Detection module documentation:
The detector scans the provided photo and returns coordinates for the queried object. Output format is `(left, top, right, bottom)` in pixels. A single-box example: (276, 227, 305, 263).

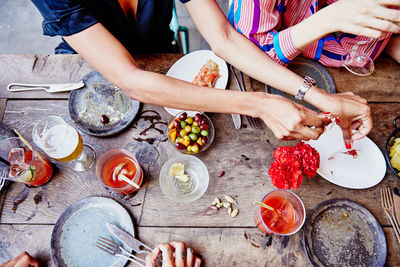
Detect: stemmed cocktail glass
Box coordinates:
(33, 115, 95, 172)
(341, 38, 377, 76)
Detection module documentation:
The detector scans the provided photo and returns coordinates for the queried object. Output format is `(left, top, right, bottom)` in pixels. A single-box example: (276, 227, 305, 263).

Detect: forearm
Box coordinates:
(386, 34, 400, 64)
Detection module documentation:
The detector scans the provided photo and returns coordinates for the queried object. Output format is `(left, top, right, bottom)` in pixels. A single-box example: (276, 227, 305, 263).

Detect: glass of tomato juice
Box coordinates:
(254, 189, 305, 235)
(96, 148, 143, 194)
(0, 137, 53, 186)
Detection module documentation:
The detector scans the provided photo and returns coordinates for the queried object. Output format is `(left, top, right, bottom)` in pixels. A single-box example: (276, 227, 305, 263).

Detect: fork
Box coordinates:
(96, 236, 146, 266)
(229, 65, 262, 129)
(381, 187, 400, 245)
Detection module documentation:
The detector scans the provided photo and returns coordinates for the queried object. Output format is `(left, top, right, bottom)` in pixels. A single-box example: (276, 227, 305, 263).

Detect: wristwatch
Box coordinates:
(295, 76, 317, 101)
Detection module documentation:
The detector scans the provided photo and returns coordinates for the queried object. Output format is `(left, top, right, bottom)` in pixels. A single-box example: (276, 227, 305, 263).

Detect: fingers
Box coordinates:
(194, 257, 202, 267)
(159, 244, 174, 267)
(351, 115, 373, 141)
(146, 247, 161, 267)
(170, 241, 186, 267)
(186, 248, 195, 267)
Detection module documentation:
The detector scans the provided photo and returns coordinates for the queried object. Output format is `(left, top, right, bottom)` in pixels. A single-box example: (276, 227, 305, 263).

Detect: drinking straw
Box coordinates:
(252, 201, 274, 211)
(0, 157, 10, 166)
(13, 129, 33, 150)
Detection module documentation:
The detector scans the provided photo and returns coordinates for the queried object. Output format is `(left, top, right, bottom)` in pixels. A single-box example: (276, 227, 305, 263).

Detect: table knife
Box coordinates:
(106, 222, 152, 255)
(7, 80, 84, 93)
(393, 188, 400, 224)
(231, 114, 241, 129)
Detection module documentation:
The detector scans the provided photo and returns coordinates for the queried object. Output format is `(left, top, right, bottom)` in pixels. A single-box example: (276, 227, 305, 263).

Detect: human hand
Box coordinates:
(145, 242, 202, 267)
(258, 94, 331, 141)
(320, 0, 400, 37)
(2, 252, 39, 267)
(322, 92, 372, 146)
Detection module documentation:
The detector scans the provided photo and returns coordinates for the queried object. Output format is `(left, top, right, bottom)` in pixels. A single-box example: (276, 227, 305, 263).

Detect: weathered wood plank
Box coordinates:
(1, 100, 399, 227)
(0, 100, 158, 224)
(0, 99, 6, 123)
(0, 54, 183, 99)
(1, 225, 398, 266)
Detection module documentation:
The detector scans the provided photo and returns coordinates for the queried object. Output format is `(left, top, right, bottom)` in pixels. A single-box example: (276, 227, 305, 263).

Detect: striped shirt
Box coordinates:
(229, 0, 391, 67)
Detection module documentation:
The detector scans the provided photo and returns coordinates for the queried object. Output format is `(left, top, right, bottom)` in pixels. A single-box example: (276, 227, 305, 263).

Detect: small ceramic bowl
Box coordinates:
(167, 112, 215, 155)
(385, 116, 400, 179)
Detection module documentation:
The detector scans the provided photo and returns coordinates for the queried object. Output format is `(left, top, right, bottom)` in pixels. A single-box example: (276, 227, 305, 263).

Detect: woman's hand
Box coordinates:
(257, 93, 331, 141)
(320, 0, 400, 38)
(2, 252, 39, 267)
(322, 92, 372, 145)
(145, 242, 202, 267)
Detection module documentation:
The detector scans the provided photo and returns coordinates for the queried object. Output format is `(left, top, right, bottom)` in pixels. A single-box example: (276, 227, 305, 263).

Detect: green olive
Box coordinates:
(200, 130, 209, 137)
(185, 117, 194, 124)
(191, 145, 199, 153)
(191, 126, 201, 134)
(189, 133, 198, 141)
(180, 121, 187, 128)
(192, 121, 199, 127)
(179, 129, 187, 137)
(185, 125, 192, 133)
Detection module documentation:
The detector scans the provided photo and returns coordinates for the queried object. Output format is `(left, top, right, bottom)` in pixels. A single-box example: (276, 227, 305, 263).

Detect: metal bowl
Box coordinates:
(385, 116, 400, 179)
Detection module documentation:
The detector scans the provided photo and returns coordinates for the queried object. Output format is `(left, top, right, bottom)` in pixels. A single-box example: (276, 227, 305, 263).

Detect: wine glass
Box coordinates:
(341, 38, 377, 76)
(32, 115, 96, 172)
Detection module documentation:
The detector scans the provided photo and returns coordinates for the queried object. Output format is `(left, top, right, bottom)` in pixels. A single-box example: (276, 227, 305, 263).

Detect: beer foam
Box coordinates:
(43, 124, 79, 159)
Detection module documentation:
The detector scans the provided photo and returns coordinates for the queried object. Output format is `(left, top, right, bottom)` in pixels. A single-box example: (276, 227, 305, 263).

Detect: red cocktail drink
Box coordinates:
(255, 190, 305, 235)
(1, 137, 53, 186)
(96, 148, 143, 194)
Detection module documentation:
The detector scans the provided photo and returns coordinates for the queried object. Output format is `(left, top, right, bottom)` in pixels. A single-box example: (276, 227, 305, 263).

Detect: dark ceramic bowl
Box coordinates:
(385, 116, 400, 179)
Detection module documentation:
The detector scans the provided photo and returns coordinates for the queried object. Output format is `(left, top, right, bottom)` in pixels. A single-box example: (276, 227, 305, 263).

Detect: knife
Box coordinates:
(231, 114, 241, 129)
(393, 188, 400, 225)
(106, 222, 153, 255)
(7, 80, 84, 93)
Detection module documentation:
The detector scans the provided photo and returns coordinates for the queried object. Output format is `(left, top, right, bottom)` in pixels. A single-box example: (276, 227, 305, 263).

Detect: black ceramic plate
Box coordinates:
(0, 125, 17, 191)
(266, 56, 336, 111)
(303, 199, 386, 267)
(51, 197, 135, 267)
(69, 71, 140, 136)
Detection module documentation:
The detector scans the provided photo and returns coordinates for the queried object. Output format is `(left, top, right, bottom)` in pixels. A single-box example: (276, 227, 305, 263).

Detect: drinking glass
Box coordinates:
(159, 154, 209, 203)
(96, 148, 143, 194)
(254, 189, 305, 235)
(32, 115, 95, 172)
(341, 38, 377, 76)
(0, 137, 53, 186)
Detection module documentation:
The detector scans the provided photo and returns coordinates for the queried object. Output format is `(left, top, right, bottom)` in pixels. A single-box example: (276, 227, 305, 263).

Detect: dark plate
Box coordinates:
(51, 197, 135, 267)
(0, 125, 17, 191)
(266, 56, 336, 111)
(385, 116, 400, 179)
(69, 71, 140, 136)
(303, 199, 386, 267)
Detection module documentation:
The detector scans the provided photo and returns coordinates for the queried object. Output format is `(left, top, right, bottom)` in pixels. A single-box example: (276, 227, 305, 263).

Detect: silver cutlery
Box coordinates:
(229, 65, 261, 129)
(7, 80, 84, 93)
(381, 187, 400, 245)
(106, 222, 152, 255)
(96, 236, 145, 266)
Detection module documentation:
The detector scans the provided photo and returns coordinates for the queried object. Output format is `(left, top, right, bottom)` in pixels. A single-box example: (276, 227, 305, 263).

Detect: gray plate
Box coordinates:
(303, 199, 387, 267)
(0, 125, 17, 191)
(69, 71, 140, 136)
(266, 56, 336, 111)
(51, 197, 135, 267)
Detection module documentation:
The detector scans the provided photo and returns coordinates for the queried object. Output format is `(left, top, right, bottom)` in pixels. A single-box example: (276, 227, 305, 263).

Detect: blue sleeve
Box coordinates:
(31, 0, 98, 36)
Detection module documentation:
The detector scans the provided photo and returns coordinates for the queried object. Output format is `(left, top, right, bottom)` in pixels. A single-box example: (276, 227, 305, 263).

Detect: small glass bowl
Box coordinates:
(167, 112, 215, 155)
(159, 154, 209, 203)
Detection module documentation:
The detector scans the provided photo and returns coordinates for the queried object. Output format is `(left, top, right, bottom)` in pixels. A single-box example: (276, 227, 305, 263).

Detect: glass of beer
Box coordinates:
(32, 115, 95, 172)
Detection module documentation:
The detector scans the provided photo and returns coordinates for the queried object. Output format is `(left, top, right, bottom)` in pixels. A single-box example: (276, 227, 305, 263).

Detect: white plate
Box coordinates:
(305, 124, 386, 189)
(164, 50, 228, 116)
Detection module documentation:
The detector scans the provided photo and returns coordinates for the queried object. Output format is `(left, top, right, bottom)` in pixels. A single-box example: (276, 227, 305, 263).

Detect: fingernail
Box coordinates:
(345, 142, 352, 149)
(335, 117, 341, 123)
(323, 112, 331, 115)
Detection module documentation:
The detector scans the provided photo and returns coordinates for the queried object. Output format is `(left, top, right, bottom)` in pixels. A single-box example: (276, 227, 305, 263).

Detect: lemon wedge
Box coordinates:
(176, 174, 190, 183)
(169, 163, 185, 176)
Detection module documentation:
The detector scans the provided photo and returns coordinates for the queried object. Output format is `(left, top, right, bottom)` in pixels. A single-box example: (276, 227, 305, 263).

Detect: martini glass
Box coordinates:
(341, 38, 377, 76)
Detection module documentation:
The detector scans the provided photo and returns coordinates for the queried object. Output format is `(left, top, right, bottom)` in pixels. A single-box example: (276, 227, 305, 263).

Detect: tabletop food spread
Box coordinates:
(0, 52, 399, 266)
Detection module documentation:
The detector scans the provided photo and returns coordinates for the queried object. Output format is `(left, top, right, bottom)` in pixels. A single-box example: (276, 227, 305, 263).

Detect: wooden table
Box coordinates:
(0, 54, 399, 266)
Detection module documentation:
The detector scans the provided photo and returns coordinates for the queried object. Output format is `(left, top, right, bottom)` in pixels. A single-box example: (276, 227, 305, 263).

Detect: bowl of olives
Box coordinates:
(167, 112, 215, 154)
